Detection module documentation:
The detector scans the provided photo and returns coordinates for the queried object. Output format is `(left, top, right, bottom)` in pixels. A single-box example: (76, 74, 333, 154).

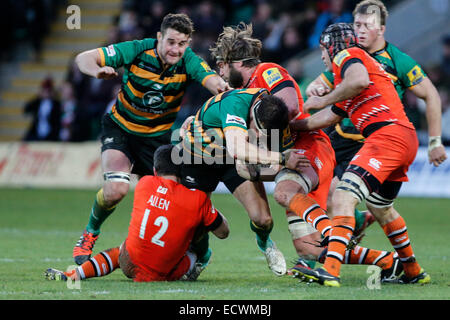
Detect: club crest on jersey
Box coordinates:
(262, 68, 283, 88)
(333, 50, 350, 67)
(368, 158, 382, 171)
(142, 91, 164, 109)
(226, 114, 247, 127)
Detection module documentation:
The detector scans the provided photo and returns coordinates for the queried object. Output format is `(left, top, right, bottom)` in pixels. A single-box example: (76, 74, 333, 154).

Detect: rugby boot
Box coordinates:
(287, 257, 313, 276)
(73, 229, 99, 265)
(397, 269, 431, 284)
(44, 268, 68, 281)
(292, 266, 341, 287)
(257, 237, 286, 276)
(380, 253, 404, 283)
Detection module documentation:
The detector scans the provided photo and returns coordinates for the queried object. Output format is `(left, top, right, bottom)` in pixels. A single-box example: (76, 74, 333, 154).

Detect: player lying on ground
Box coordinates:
(289, 23, 430, 287)
(305, 0, 446, 220)
(72, 13, 230, 266)
(46, 145, 229, 282)
(209, 23, 375, 273)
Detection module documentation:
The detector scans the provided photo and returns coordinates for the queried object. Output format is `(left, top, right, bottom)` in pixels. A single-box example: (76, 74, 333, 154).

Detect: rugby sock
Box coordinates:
(323, 215, 355, 277)
(191, 233, 210, 264)
(67, 247, 120, 280)
(344, 246, 394, 270)
(86, 188, 117, 235)
(288, 193, 331, 238)
(250, 220, 273, 251)
(382, 216, 421, 278)
(354, 209, 367, 231)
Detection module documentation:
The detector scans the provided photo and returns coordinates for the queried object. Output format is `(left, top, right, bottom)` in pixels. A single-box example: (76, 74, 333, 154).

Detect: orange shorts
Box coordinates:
(293, 130, 336, 209)
(120, 239, 192, 282)
(349, 124, 418, 184)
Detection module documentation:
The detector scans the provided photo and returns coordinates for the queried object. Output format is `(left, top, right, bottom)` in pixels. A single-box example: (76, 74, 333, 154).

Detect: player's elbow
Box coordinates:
(214, 224, 230, 239)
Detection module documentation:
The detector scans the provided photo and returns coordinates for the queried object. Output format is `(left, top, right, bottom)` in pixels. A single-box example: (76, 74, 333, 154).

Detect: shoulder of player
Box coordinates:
(175, 184, 210, 206)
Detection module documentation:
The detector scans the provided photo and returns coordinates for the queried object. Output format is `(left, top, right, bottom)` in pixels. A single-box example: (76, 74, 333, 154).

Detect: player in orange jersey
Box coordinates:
(209, 23, 389, 275)
(45, 145, 229, 282)
(290, 23, 430, 287)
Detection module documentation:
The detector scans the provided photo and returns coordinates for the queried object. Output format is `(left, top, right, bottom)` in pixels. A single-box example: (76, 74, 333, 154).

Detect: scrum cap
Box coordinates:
(320, 23, 358, 60)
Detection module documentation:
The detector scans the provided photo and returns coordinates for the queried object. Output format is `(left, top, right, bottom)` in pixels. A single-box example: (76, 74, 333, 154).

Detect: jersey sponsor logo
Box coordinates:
(407, 65, 424, 86)
(103, 137, 114, 144)
(368, 158, 382, 171)
(315, 157, 323, 170)
(262, 68, 283, 88)
(142, 90, 164, 109)
(226, 114, 247, 127)
(106, 45, 116, 57)
(334, 50, 350, 67)
(157, 186, 168, 194)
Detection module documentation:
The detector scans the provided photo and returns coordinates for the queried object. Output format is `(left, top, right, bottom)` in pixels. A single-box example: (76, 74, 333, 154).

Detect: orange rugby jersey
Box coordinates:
(126, 176, 221, 275)
(247, 62, 306, 120)
(331, 47, 414, 137)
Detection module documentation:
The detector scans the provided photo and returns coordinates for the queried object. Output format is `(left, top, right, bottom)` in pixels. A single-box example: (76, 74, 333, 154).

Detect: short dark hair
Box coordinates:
(160, 13, 194, 37)
(256, 95, 289, 131)
(153, 144, 180, 177)
(353, 0, 389, 26)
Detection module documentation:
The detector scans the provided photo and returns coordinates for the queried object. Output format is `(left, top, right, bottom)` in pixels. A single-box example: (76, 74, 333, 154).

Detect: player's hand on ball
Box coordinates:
(96, 66, 118, 80)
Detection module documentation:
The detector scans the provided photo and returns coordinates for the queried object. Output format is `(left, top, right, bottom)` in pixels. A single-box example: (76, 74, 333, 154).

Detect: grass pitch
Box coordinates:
(0, 187, 449, 300)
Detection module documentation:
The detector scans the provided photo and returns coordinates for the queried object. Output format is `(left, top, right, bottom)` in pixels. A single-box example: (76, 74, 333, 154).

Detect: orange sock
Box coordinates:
(288, 193, 331, 238)
(323, 215, 355, 277)
(382, 216, 421, 277)
(67, 247, 120, 280)
(344, 246, 393, 270)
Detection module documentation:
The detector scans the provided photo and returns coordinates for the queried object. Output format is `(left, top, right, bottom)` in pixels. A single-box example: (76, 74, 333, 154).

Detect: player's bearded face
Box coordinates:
(354, 13, 382, 49)
(228, 63, 244, 88)
(157, 28, 190, 66)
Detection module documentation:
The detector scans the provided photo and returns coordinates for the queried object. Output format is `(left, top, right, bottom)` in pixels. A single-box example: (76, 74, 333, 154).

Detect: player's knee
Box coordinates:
(273, 180, 305, 208)
(103, 182, 129, 205)
(253, 215, 273, 230)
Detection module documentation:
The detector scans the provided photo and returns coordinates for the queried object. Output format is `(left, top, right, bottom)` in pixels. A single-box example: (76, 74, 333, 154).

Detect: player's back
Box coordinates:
(126, 175, 212, 275)
(333, 47, 414, 136)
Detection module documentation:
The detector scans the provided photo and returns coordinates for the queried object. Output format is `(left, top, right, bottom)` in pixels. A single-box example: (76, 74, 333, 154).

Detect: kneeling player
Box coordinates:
(45, 145, 229, 282)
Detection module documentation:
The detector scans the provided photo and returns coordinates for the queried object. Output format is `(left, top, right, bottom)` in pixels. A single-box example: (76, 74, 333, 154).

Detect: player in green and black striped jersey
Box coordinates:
(72, 13, 230, 266)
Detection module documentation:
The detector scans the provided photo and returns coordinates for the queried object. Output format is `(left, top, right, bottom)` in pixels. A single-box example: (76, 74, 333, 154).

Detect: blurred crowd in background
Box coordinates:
(1, 0, 449, 145)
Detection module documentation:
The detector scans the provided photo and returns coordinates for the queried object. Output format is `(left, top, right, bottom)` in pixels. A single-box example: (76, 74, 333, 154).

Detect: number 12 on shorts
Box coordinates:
(139, 208, 169, 247)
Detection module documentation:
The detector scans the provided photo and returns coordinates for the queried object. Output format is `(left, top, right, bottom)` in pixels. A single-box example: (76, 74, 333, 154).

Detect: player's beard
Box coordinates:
(229, 65, 244, 88)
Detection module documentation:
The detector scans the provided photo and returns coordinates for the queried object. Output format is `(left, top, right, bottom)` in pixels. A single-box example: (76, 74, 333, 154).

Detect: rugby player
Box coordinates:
(46, 145, 229, 282)
(290, 23, 430, 287)
(180, 87, 314, 276)
(209, 23, 374, 272)
(305, 0, 447, 214)
(72, 13, 230, 265)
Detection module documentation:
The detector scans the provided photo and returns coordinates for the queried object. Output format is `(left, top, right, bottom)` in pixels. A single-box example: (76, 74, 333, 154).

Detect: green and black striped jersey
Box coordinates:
(98, 38, 217, 137)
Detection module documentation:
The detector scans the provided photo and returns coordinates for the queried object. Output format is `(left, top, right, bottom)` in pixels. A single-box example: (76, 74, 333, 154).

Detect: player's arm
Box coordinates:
(273, 86, 302, 121)
(75, 49, 118, 80)
(305, 74, 332, 99)
(210, 211, 229, 239)
(203, 75, 232, 95)
(303, 62, 369, 113)
(224, 128, 311, 170)
(409, 77, 447, 166)
(290, 105, 342, 132)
